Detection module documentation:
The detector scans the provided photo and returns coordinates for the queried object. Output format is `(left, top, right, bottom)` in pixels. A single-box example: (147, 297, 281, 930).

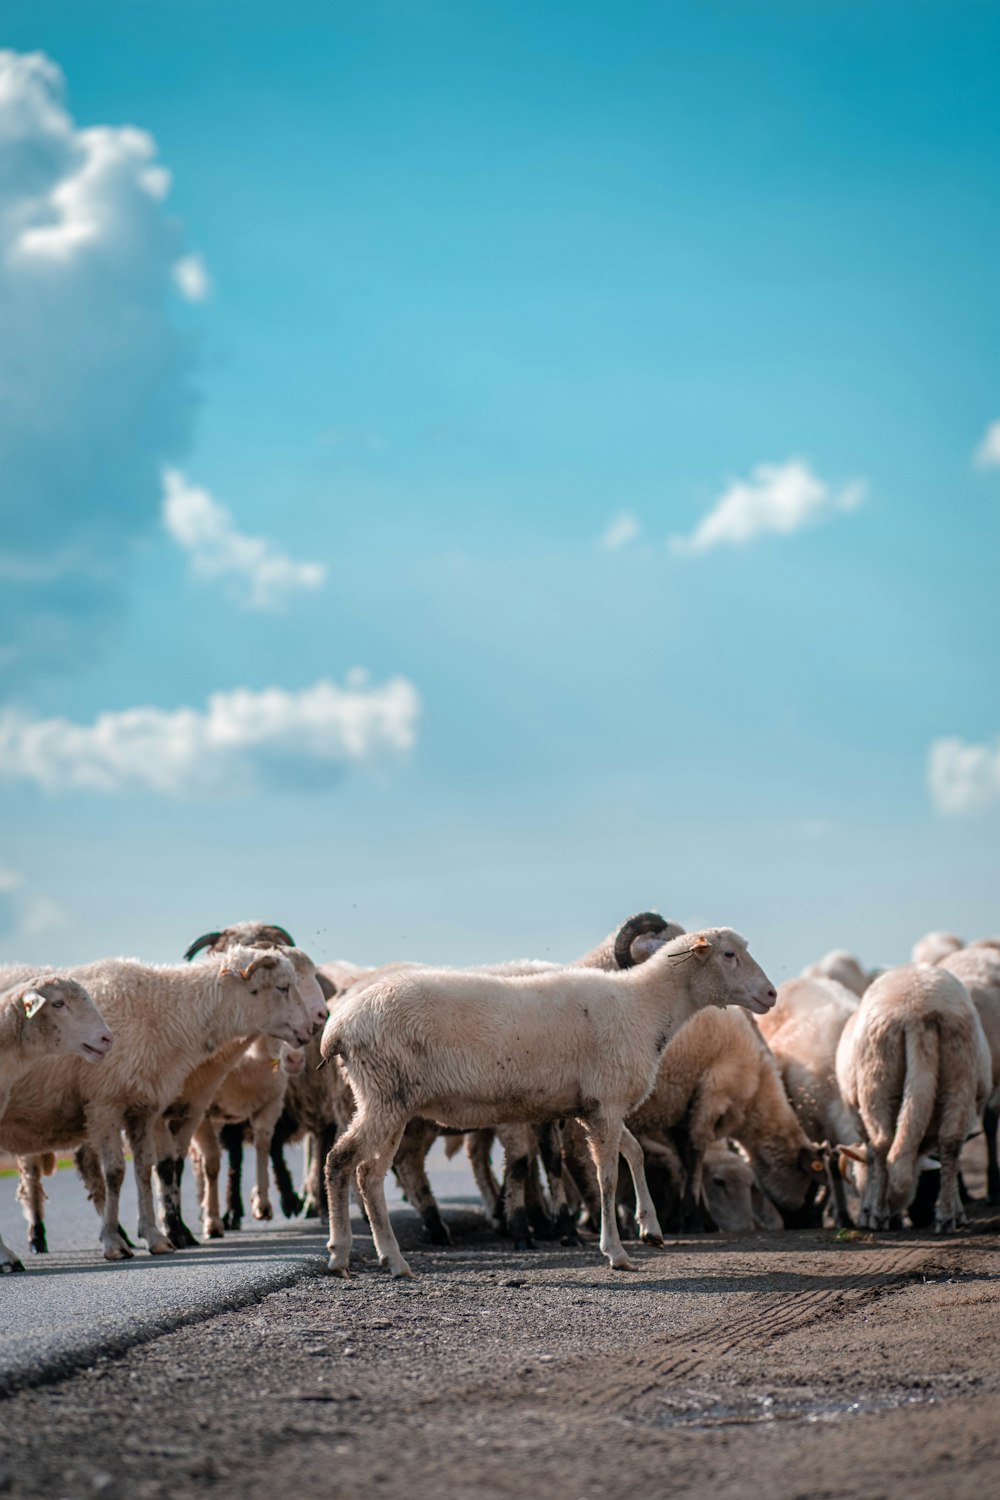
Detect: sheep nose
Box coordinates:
(99, 1033, 113, 1051)
(767, 987, 777, 1000)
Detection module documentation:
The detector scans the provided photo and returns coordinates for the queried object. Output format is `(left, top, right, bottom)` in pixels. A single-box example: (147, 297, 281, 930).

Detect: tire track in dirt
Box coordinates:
(573, 1245, 933, 1416)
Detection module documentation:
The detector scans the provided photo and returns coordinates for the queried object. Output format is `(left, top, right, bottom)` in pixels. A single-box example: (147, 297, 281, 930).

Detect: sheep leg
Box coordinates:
(356, 1123, 413, 1278)
(861, 1145, 890, 1230)
(618, 1126, 665, 1246)
(984, 1106, 1000, 1204)
(0, 1233, 25, 1273)
(269, 1109, 303, 1218)
(192, 1120, 225, 1238)
(221, 1123, 245, 1230)
(16, 1157, 48, 1254)
(934, 1139, 963, 1234)
(537, 1122, 581, 1245)
(93, 1127, 134, 1261)
(580, 1111, 637, 1271)
(392, 1119, 451, 1245)
(251, 1098, 285, 1221)
(500, 1129, 535, 1251)
(326, 1112, 410, 1278)
(125, 1112, 175, 1254)
(466, 1130, 501, 1220)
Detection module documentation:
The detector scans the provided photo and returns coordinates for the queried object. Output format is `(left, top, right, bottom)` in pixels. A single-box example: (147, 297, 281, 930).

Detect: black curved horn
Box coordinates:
(613, 912, 669, 970)
(266, 925, 296, 948)
(183, 931, 224, 962)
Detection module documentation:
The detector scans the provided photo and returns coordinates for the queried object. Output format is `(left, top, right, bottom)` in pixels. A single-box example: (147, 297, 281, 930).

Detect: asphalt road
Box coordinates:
(0, 1140, 481, 1393)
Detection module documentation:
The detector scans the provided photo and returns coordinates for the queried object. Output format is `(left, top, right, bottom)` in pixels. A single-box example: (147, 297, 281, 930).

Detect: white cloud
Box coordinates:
(172, 252, 211, 301)
(0, 49, 199, 677)
(162, 470, 326, 611)
(973, 420, 1000, 470)
(670, 460, 866, 556)
(0, 676, 420, 797)
(928, 736, 1000, 816)
(0, 868, 66, 940)
(600, 512, 640, 551)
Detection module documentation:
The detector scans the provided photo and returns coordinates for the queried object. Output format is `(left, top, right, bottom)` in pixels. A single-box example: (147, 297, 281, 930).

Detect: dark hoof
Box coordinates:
(302, 1202, 320, 1220)
(559, 1232, 584, 1247)
(205, 1224, 225, 1240)
(512, 1238, 537, 1252)
(421, 1210, 453, 1247)
(280, 1192, 304, 1219)
(28, 1226, 48, 1255)
(222, 1212, 243, 1232)
(1, 1258, 26, 1273)
(640, 1231, 665, 1247)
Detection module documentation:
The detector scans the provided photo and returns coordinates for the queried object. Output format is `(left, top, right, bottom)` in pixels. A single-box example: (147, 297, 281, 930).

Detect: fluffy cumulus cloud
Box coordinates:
(928, 736, 1000, 816)
(670, 460, 866, 555)
(0, 675, 420, 797)
(600, 512, 641, 551)
(163, 471, 326, 611)
(0, 50, 202, 675)
(973, 421, 1000, 470)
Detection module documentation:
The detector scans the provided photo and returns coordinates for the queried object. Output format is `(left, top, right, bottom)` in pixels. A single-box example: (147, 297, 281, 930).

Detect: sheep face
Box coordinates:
(688, 930, 777, 1015)
(16, 977, 113, 1062)
(219, 949, 314, 1047)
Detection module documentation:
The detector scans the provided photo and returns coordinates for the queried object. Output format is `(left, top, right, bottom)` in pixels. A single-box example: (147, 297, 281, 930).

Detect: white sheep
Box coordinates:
(0, 948, 310, 1260)
(0, 977, 112, 1272)
(800, 950, 870, 999)
(835, 964, 991, 1231)
(911, 931, 964, 966)
(321, 926, 776, 1278)
(938, 945, 1000, 1203)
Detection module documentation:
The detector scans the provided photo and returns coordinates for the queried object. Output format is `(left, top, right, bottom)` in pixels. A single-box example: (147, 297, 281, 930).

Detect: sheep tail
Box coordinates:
(887, 1018, 939, 1200)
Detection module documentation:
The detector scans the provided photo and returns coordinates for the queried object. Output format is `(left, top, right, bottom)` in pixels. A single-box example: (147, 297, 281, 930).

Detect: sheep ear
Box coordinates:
(316, 972, 338, 1001)
(22, 990, 48, 1019)
(691, 934, 712, 958)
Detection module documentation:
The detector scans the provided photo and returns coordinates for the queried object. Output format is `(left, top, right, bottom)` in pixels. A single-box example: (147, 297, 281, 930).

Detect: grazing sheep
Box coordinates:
(938, 946, 1000, 1202)
(321, 926, 776, 1278)
(627, 1007, 828, 1231)
(0, 978, 112, 1271)
(911, 931, 964, 966)
(757, 975, 862, 1226)
(835, 964, 991, 1231)
(800, 950, 870, 999)
(0, 949, 310, 1260)
(635, 1137, 785, 1235)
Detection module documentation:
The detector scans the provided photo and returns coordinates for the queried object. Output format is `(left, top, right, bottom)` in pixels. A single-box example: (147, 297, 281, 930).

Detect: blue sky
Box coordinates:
(0, 0, 998, 979)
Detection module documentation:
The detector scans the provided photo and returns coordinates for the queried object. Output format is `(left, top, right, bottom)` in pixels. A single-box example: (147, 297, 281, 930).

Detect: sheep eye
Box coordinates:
(723, 950, 736, 960)
(278, 985, 290, 995)
(250, 987, 259, 996)
(52, 998, 65, 1009)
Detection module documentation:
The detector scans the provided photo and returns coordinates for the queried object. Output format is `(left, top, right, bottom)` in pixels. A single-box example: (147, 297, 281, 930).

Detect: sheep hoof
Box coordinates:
(28, 1226, 48, 1255)
(103, 1244, 132, 1262)
(639, 1231, 665, 1247)
(222, 1212, 242, 1232)
(252, 1203, 274, 1222)
(559, 1232, 583, 1247)
(1, 1257, 25, 1273)
(326, 1256, 351, 1278)
(302, 1202, 320, 1220)
(390, 1263, 415, 1279)
(204, 1222, 225, 1240)
(281, 1192, 304, 1218)
(148, 1237, 175, 1255)
(609, 1254, 638, 1272)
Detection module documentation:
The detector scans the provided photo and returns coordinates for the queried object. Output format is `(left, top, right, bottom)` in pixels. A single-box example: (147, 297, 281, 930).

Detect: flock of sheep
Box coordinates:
(1, 914, 997, 1278)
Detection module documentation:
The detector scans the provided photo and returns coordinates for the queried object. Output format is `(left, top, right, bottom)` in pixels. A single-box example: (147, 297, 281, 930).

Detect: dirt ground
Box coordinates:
(1, 1193, 998, 1500)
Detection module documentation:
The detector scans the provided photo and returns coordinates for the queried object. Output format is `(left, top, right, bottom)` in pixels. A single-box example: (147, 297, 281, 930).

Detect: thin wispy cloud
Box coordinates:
(928, 736, 1000, 816)
(162, 470, 326, 611)
(600, 512, 641, 551)
(973, 420, 1000, 470)
(669, 460, 866, 556)
(0, 868, 66, 940)
(172, 252, 211, 301)
(0, 49, 199, 678)
(0, 676, 421, 797)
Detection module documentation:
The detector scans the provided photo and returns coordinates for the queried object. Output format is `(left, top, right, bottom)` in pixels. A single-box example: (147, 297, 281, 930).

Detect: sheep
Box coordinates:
(757, 975, 862, 1226)
(800, 950, 870, 999)
(0, 948, 311, 1260)
(190, 1038, 304, 1237)
(911, 931, 964, 966)
(321, 926, 776, 1278)
(151, 926, 330, 1247)
(938, 946, 1000, 1202)
(834, 964, 991, 1231)
(634, 1137, 785, 1235)
(0, 977, 112, 1271)
(624, 1007, 828, 1231)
